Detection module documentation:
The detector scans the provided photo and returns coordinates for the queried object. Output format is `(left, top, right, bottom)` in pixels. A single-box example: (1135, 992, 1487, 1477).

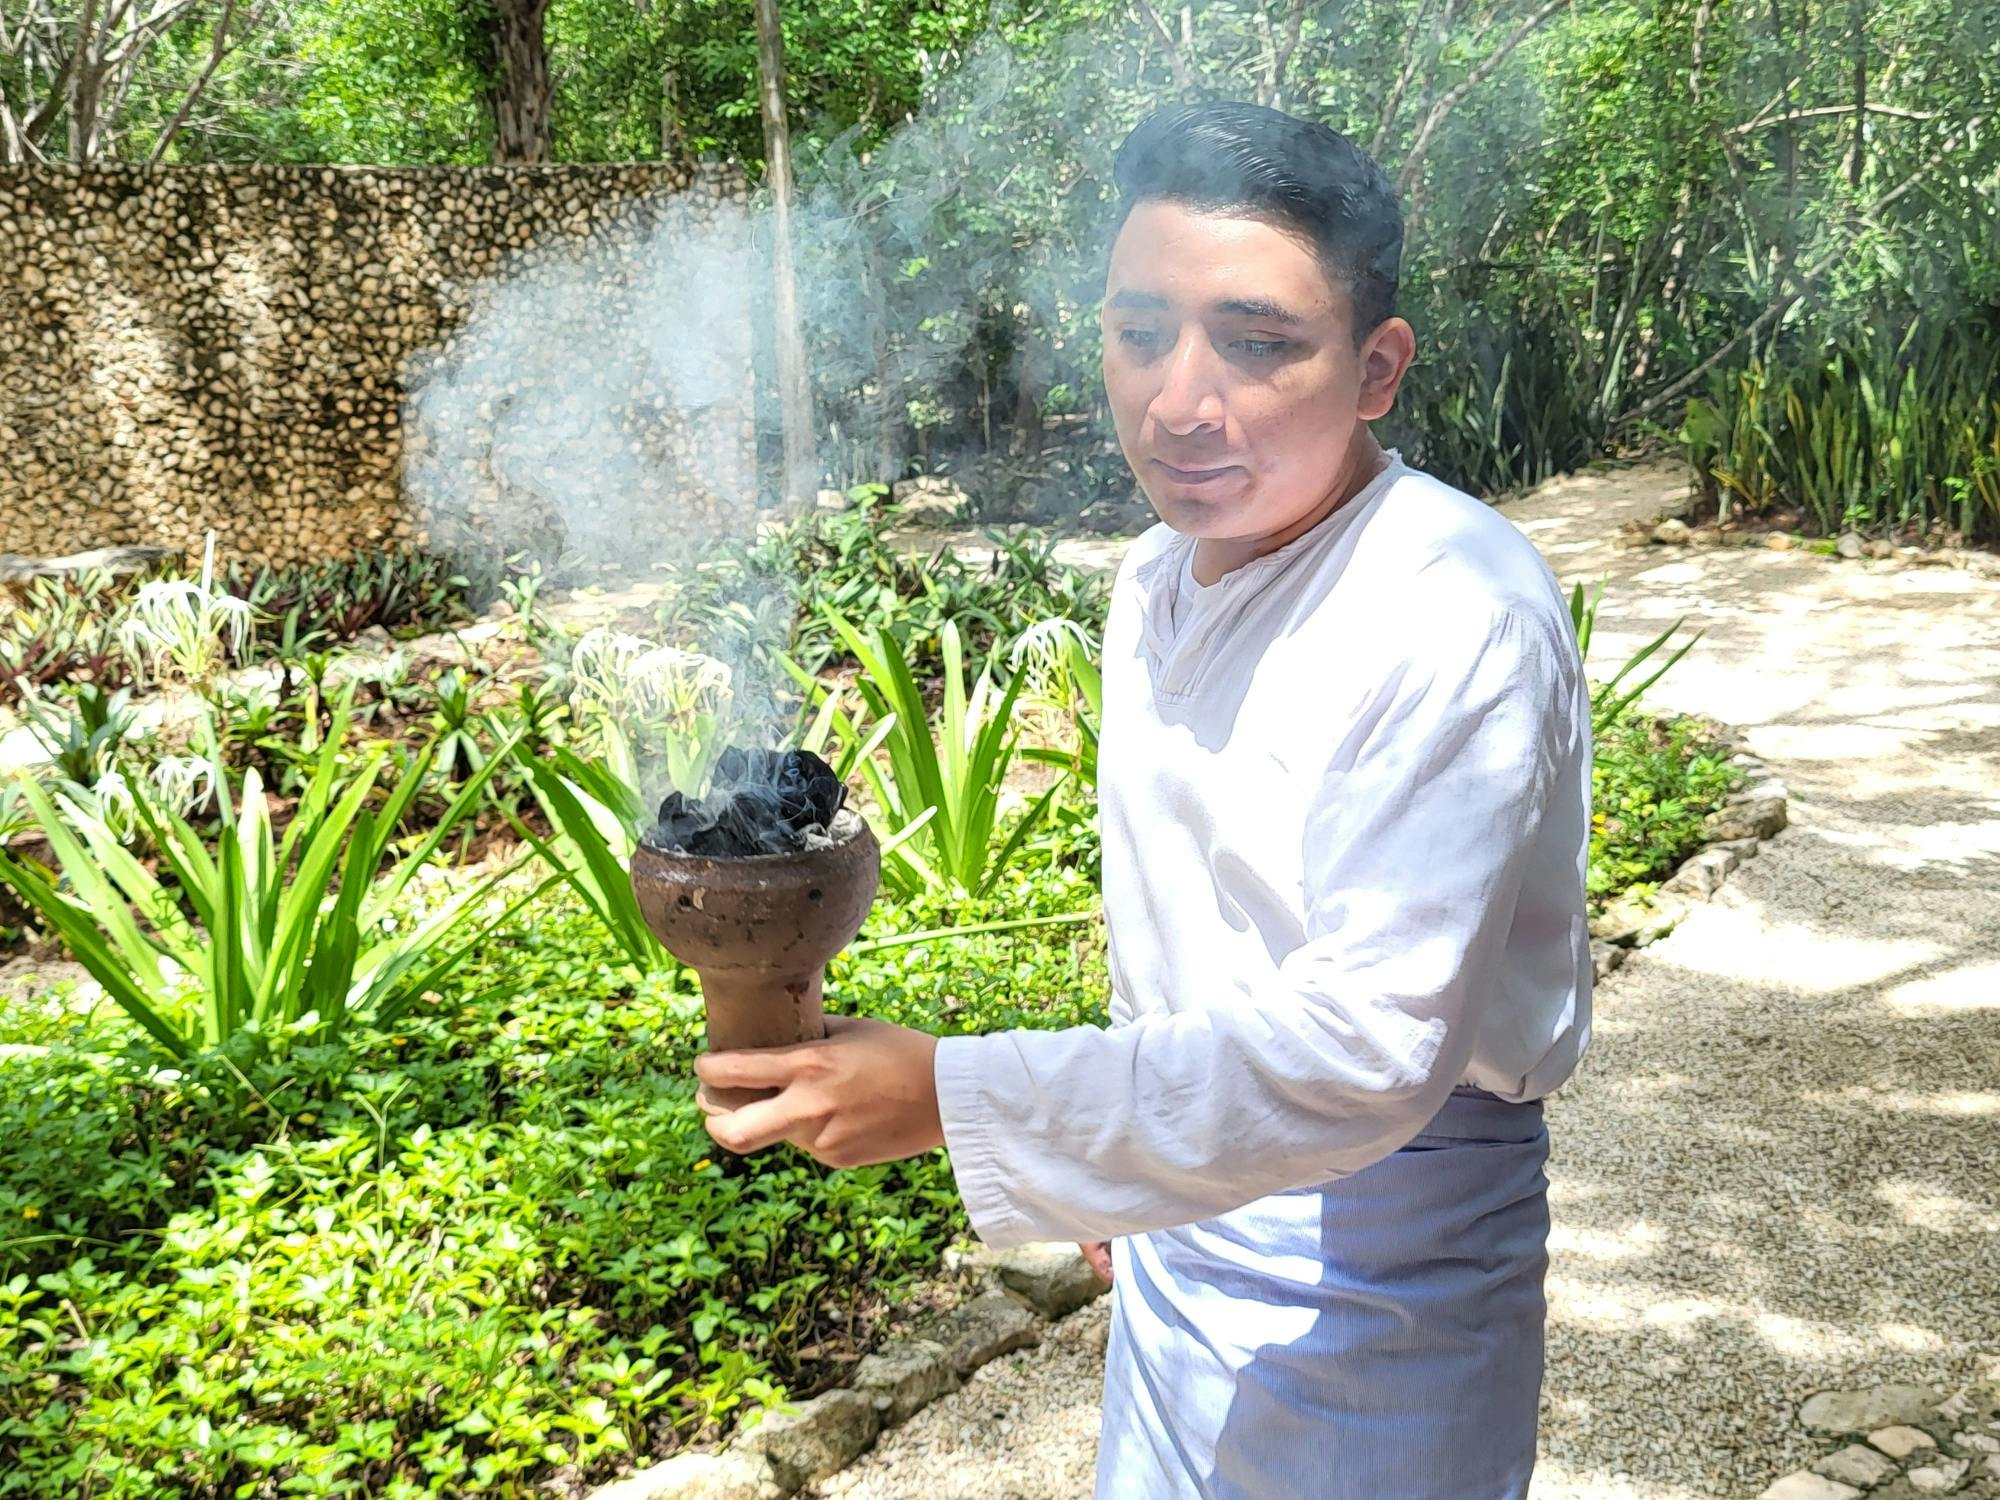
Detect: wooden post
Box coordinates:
(753, 0, 816, 513)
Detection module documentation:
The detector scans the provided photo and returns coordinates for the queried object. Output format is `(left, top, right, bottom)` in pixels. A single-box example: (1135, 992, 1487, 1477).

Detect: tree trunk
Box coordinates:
(753, 0, 816, 512)
(863, 225, 904, 485)
(1847, 0, 1866, 188)
(478, 0, 552, 165)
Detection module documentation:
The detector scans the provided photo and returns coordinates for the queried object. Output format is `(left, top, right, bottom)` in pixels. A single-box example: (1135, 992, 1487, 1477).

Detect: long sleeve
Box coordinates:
(934, 603, 1579, 1248)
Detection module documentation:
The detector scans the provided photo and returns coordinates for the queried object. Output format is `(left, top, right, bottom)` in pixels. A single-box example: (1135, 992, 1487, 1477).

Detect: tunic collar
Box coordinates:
(1135, 451, 1406, 663)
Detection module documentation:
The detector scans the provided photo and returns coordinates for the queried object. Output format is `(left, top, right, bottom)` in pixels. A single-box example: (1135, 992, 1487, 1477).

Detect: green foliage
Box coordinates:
(15, 684, 142, 791)
(0, 704, 545, 1061)
(1682, 317, 2000, 541)
(0, 870, 1106, 1496)
(801, 615, 1061, 902)
(1569, 578, 1704, 735)
(653, 492, 1111, 684)
(0, 572, 137, 709)
(226, 549, 470, 656)
(1589, 712, 1741, 907)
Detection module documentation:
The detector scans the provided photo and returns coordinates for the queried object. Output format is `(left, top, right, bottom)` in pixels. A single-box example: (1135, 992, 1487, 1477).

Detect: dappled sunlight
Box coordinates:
(1873, 1180, 2000, 1234)
(1812, 815, 2000, 872)
(1548, 1220, 1666, 1264)
(1879, 960, 2000, 1014)
(1807, 1086, 2000, 1118)
(1644, 902, 1942, 991)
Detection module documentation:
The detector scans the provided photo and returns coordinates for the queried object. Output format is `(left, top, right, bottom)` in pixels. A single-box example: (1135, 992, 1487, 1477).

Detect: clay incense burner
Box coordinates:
(630, 805, 880, 1109)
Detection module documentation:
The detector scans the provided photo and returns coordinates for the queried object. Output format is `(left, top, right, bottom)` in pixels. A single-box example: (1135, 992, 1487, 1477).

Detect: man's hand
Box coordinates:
(695, 1014, 945, 1168)
(1080, 1241, 1113, 1284)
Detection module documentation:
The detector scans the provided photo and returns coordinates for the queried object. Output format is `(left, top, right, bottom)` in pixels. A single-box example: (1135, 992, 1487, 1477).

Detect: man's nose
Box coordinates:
(1150, 331, 1226, 436)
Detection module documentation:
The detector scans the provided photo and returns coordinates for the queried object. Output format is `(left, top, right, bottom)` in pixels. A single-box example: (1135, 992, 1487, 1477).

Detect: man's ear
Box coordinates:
(1356, 316, 1417, 421)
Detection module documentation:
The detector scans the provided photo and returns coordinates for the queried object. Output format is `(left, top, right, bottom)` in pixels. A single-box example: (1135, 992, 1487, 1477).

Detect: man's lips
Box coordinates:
(1152, 458, 1245, 484)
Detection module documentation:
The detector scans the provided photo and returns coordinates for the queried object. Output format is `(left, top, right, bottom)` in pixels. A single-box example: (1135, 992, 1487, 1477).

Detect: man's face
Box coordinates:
(1100, 199, 1409, 541)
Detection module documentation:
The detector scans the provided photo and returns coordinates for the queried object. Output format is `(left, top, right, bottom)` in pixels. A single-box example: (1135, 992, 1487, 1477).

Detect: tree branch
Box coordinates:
(1369, 0, 1446, 157)
(1614, 112, 1989, 429)
(1395, 0, 1569, 207)
(1268, 0, 1311, 109)
(1727, 101, 1935, 135)
(1130, 0, 1200, 100)
(146, 0, 249, 164)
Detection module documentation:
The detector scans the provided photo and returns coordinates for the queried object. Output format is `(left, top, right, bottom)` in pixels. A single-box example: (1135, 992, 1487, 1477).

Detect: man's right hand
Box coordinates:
(1080, 1241, 1113, 1284)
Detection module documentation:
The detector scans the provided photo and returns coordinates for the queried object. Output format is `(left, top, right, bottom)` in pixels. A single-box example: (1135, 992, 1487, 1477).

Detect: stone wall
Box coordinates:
(0, 162, 756, 571)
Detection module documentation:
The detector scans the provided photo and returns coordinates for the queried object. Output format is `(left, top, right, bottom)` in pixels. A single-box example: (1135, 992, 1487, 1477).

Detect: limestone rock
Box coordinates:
(890, 474, 970, 526)
(1815, 1444, 1899, 1488)
(1768, 532, 1796, 550)
(1660, 844, 1740, 900)
(944, 1241, 1110, 1320)
(1703, 797, 1789, 843)
(928, 1289, 1042, 1377)
(1867, 538, 1896, 559)
(1757, 1472, 1864, 1500)
(0, 544, 175, 585)
(852, 1338, 959, 1426)
(1651, 517, 1691, 545)
(1804, 1387, 1944, 1435)
(734, 1389, 880, 1491)
(1837, 531, 1866, 559)
(1873, 1427, 1941, 1459)
(1589, 891, 1689, 947)
(1590, 939, 1627, 980)
(1907, 1458, 1971, 1491)
(584, 1450, 780, 1500)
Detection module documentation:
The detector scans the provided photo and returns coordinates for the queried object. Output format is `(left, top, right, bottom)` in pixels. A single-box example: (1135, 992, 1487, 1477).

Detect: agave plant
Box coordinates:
(1569, 579, 1703, 734)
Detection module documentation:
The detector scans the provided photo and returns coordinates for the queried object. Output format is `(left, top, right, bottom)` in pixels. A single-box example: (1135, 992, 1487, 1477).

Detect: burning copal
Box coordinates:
(629, 749, 880, 1111)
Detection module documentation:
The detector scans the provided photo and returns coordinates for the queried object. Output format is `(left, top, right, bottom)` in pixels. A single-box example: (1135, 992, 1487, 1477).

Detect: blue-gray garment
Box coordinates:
(1097, 1087, 1551, 1499)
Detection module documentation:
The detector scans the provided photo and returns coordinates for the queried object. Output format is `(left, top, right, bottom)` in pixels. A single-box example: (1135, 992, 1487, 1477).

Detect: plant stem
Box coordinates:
(844, 909, 1097, 955)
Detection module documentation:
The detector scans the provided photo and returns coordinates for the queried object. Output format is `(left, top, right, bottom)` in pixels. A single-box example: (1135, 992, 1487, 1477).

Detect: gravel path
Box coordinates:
(817, 461, 2000, 1499)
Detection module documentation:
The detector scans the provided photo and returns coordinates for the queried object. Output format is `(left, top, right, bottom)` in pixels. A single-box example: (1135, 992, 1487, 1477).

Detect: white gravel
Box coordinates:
(821, 462, 2000, 1499)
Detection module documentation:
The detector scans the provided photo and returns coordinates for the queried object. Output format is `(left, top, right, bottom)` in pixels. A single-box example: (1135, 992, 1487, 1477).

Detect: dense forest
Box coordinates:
(4, 0, 1997, 535)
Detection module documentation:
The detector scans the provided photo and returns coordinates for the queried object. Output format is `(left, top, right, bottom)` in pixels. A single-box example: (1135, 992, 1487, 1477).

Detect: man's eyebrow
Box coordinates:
(1212, 296, 1306, 326)
(1106, 289, 1171, 311)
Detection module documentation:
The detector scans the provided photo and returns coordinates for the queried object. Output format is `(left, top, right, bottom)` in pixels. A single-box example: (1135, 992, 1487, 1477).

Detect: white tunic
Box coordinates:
(933, 454, 1593, 1248)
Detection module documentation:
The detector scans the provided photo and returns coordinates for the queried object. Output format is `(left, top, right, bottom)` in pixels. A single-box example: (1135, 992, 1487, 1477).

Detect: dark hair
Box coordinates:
(1111, 102, 1403, 336)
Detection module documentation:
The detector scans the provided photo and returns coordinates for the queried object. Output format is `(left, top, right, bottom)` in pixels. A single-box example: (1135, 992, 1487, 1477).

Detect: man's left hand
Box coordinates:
(695, 1014, 945, 1168)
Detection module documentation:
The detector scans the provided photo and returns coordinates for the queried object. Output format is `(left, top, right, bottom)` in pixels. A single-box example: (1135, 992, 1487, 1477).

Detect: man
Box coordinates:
(696, 101, 1592, 1499)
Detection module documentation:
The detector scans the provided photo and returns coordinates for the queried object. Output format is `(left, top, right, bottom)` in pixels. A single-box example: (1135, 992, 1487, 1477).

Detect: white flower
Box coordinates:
(150, 756, 216, 818)
(1008, 617, 1095, 700)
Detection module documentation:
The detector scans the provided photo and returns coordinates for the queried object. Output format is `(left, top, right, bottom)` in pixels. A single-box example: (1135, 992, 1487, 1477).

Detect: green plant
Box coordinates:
(1011, 618, 1102, 792)
(0, 858, 1109, 1495)
(424, 667, 490, 787)
(564, 628, 735, 799)
(1590, 713, 1740, 908)
(0, 701, 549, 1061)
(800, 613, 1060, 901)
(1682, 318, 2000, 542)
(117, 533, 255, 695)
(230, 547, 470, 651)
(0, 569, 136, 707)
(17, 682, 143, 789)
(1569, 579, 1703, 735)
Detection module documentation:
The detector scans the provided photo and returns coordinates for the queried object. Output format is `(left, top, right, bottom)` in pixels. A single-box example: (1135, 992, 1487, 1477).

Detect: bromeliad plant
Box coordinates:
(0, 698, 550, 1060)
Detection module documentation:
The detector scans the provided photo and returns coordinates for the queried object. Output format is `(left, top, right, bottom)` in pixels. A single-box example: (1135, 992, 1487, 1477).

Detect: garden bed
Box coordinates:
(0, 496, 1745, 1497)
